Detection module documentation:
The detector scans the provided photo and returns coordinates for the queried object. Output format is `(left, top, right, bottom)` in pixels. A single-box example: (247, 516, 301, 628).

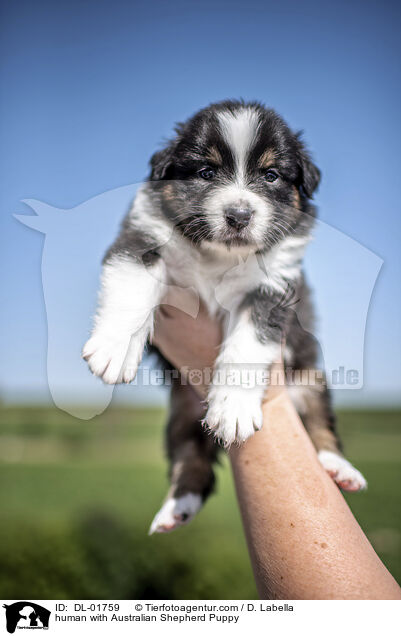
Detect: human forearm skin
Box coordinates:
(230, 388, 401, 599)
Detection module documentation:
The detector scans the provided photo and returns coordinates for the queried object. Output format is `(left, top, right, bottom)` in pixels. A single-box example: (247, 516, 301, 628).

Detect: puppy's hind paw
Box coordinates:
(148, 493, 202, 535)
(318, 450, 367, 492)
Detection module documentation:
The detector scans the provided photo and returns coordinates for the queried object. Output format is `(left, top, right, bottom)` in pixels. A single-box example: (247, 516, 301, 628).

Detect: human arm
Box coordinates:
(153, 303, 401, 599)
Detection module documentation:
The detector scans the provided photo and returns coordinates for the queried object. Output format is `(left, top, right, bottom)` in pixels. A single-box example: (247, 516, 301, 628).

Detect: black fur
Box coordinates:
(148, 99, 319, 248)
(103, 217, 161, 267)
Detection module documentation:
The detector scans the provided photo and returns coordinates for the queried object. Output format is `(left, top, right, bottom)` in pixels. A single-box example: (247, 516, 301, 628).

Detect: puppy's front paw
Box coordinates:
(205, 386, 263, 447)
(82, 331, 143, 384)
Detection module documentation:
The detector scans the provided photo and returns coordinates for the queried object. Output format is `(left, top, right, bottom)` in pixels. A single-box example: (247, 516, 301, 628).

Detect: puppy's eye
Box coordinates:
(264, 169, 279, 183)
(198, 167, 216, 180)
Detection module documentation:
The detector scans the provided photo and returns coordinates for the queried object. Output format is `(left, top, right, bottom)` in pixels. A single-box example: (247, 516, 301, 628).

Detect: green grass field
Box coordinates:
(0, 406, 400, 599)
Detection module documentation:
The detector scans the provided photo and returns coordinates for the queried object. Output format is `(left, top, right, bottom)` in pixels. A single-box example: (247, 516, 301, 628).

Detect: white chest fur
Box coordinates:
(161, 233, 308, 316)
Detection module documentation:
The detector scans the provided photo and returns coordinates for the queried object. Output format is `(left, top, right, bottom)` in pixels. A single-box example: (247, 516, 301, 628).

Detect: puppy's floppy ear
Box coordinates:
(295, 133, 321, 198)
(149, 144, 176, 180)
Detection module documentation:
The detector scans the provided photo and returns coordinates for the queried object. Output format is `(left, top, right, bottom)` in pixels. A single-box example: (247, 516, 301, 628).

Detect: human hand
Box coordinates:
(153, 301, 222, 397)
(153, 300, 285, 402)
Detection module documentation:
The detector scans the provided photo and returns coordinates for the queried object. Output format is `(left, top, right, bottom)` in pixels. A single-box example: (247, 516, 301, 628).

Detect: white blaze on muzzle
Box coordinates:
(204, 182, 273, 243)
(201, 108, 273, 243)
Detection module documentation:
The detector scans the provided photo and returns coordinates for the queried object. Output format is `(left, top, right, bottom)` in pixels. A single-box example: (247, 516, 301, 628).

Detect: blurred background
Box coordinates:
(0, 0, 400, 598)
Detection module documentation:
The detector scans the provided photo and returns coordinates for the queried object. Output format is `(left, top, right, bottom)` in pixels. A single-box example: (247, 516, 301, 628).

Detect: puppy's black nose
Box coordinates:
(224, 207, 253, 230)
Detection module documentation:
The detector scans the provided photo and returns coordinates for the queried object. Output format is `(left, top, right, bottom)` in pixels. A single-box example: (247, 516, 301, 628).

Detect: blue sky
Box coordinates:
(1, 0, 400, 409)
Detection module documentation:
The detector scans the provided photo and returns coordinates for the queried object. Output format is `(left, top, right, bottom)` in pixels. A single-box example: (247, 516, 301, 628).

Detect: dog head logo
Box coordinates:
(3, 602, 50, 633)
(15, 185, 382, 419)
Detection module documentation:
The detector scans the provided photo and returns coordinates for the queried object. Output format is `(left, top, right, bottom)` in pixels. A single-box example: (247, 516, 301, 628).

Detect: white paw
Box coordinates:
(318, 450, 367, 492)
(148, 493, 202, 534)
(82, 330, 143, 384)
(205, 386, 263, 447)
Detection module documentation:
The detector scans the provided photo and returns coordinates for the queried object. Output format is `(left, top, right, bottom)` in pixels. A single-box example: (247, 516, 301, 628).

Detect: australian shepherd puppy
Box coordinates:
(83, 100, 366, 533)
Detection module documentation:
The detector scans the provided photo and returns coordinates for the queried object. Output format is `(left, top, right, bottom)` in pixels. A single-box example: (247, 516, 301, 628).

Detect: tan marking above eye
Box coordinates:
(205, 146, 223, 166)
(292, 186, 301, 210)
(258, 148, 277, 169)
(162, 183, 175, 201)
